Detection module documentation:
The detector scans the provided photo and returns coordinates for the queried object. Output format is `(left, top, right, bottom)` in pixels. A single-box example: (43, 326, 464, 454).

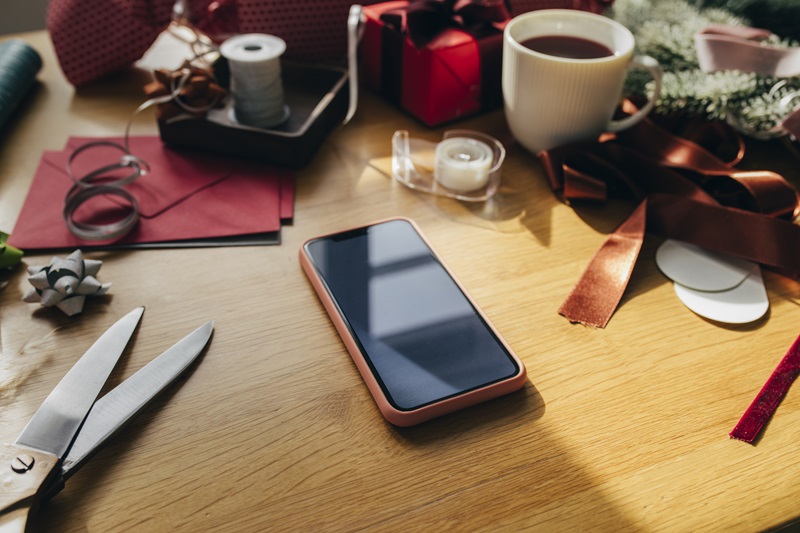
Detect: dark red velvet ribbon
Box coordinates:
(730, 334, 800, 443)
(538, 101, 800, 328)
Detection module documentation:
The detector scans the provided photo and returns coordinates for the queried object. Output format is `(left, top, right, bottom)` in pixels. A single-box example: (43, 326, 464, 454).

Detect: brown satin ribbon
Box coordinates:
(540, 102, 800, 328)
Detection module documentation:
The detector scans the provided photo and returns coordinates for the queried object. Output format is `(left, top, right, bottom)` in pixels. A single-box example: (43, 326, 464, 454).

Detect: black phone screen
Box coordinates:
(303, 219, 521, 412)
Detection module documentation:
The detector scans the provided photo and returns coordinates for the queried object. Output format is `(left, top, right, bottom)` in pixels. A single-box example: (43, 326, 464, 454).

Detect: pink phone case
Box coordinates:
(299, 217, 527, 426)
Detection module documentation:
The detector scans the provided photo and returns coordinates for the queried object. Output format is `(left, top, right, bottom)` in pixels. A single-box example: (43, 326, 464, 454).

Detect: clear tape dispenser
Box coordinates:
(392, 130, 505, 202)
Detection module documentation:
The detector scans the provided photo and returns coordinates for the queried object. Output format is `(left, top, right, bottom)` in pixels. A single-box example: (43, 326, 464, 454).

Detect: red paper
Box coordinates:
(9, 136, 294, 250)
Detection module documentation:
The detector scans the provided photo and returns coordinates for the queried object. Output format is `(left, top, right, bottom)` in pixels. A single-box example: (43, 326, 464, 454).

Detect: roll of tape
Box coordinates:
(434, 137, 493, 192)
(219, 34, 289, 128)
(0, 39, 42, 132)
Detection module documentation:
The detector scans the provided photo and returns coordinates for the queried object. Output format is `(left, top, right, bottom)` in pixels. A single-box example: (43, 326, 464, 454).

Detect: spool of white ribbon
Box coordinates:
(220, 33, 289, 129)
(434, 137, 493, 192)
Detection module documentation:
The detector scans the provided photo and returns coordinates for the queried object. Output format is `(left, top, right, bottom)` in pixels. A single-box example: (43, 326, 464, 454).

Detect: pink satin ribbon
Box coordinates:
(695, 25, 800, 78)
(695, 25, 800, 138)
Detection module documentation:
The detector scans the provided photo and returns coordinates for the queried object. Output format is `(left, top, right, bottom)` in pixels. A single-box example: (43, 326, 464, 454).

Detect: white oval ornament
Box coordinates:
(673, 264, 769, 324)
(656, 239, 753, 291)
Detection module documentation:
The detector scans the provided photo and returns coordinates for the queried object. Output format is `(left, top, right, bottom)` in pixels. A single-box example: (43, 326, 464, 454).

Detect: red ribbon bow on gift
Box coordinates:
(380, 0, 510, 48)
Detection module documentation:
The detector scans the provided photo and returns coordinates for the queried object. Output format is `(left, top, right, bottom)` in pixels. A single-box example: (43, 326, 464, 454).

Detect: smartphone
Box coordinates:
(299, 217, 527, 426)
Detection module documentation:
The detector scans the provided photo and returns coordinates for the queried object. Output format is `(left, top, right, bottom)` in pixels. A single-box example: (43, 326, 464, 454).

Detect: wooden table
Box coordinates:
(2, 31, 799, 532)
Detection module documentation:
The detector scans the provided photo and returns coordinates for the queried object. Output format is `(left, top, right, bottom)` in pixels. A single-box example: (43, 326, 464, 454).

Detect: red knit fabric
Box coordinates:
(46, 0, 375, 86)
(46, 0, 609, 86)
(47, 0, 168, 86)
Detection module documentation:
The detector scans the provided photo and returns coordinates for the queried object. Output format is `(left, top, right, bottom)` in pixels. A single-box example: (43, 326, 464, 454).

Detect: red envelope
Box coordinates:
(9, 136, 294, 251)
(66, 137, 295, 222)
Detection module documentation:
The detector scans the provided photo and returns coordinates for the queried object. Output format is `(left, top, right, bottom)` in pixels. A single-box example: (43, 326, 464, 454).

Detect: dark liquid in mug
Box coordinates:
(520, 35, 614, 59)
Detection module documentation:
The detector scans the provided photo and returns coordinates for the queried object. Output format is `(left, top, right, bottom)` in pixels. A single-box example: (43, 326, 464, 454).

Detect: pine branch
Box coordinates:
(609, 0, 799, 135)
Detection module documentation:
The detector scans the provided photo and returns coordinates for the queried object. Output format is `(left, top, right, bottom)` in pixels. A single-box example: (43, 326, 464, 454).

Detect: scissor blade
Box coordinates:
(58, 320, 213, 481)
(15, 307, 145, 458)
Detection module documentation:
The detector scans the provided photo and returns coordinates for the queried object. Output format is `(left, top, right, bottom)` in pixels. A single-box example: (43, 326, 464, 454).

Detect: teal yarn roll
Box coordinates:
(0, 39, 43, 131)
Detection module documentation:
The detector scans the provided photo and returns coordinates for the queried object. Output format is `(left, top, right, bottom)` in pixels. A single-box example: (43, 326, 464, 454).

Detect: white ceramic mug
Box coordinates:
(502, 9, 662, 153)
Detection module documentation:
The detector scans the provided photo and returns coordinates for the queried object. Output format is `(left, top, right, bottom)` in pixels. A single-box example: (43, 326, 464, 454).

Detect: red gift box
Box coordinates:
(361, 0, 508, 126)
(507, 0, 612, 15)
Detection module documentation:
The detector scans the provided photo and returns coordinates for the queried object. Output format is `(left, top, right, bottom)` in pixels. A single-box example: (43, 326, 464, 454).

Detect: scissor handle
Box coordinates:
(0, 443, 60, 532)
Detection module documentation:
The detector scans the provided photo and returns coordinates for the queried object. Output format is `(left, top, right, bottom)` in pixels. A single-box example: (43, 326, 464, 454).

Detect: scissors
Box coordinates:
(0, 307, 213, 531)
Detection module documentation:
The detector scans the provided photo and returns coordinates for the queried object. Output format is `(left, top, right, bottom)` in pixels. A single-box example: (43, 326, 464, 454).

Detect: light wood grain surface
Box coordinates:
(2, 31, 800, 532)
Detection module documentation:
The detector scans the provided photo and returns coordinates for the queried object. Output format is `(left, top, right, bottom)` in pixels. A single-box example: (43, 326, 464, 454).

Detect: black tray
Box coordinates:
(157, 61, 349, 168)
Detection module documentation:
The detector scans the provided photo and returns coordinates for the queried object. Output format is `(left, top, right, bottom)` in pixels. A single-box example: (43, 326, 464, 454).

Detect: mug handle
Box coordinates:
(607, 55, 663, 132)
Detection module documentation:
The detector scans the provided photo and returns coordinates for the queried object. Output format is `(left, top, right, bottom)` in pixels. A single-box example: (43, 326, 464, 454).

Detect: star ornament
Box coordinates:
(23, 250, 111, 316)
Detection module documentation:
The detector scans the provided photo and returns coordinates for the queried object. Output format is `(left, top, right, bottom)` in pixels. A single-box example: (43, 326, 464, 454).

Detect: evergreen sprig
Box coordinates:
(608, 0, 800, 135)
